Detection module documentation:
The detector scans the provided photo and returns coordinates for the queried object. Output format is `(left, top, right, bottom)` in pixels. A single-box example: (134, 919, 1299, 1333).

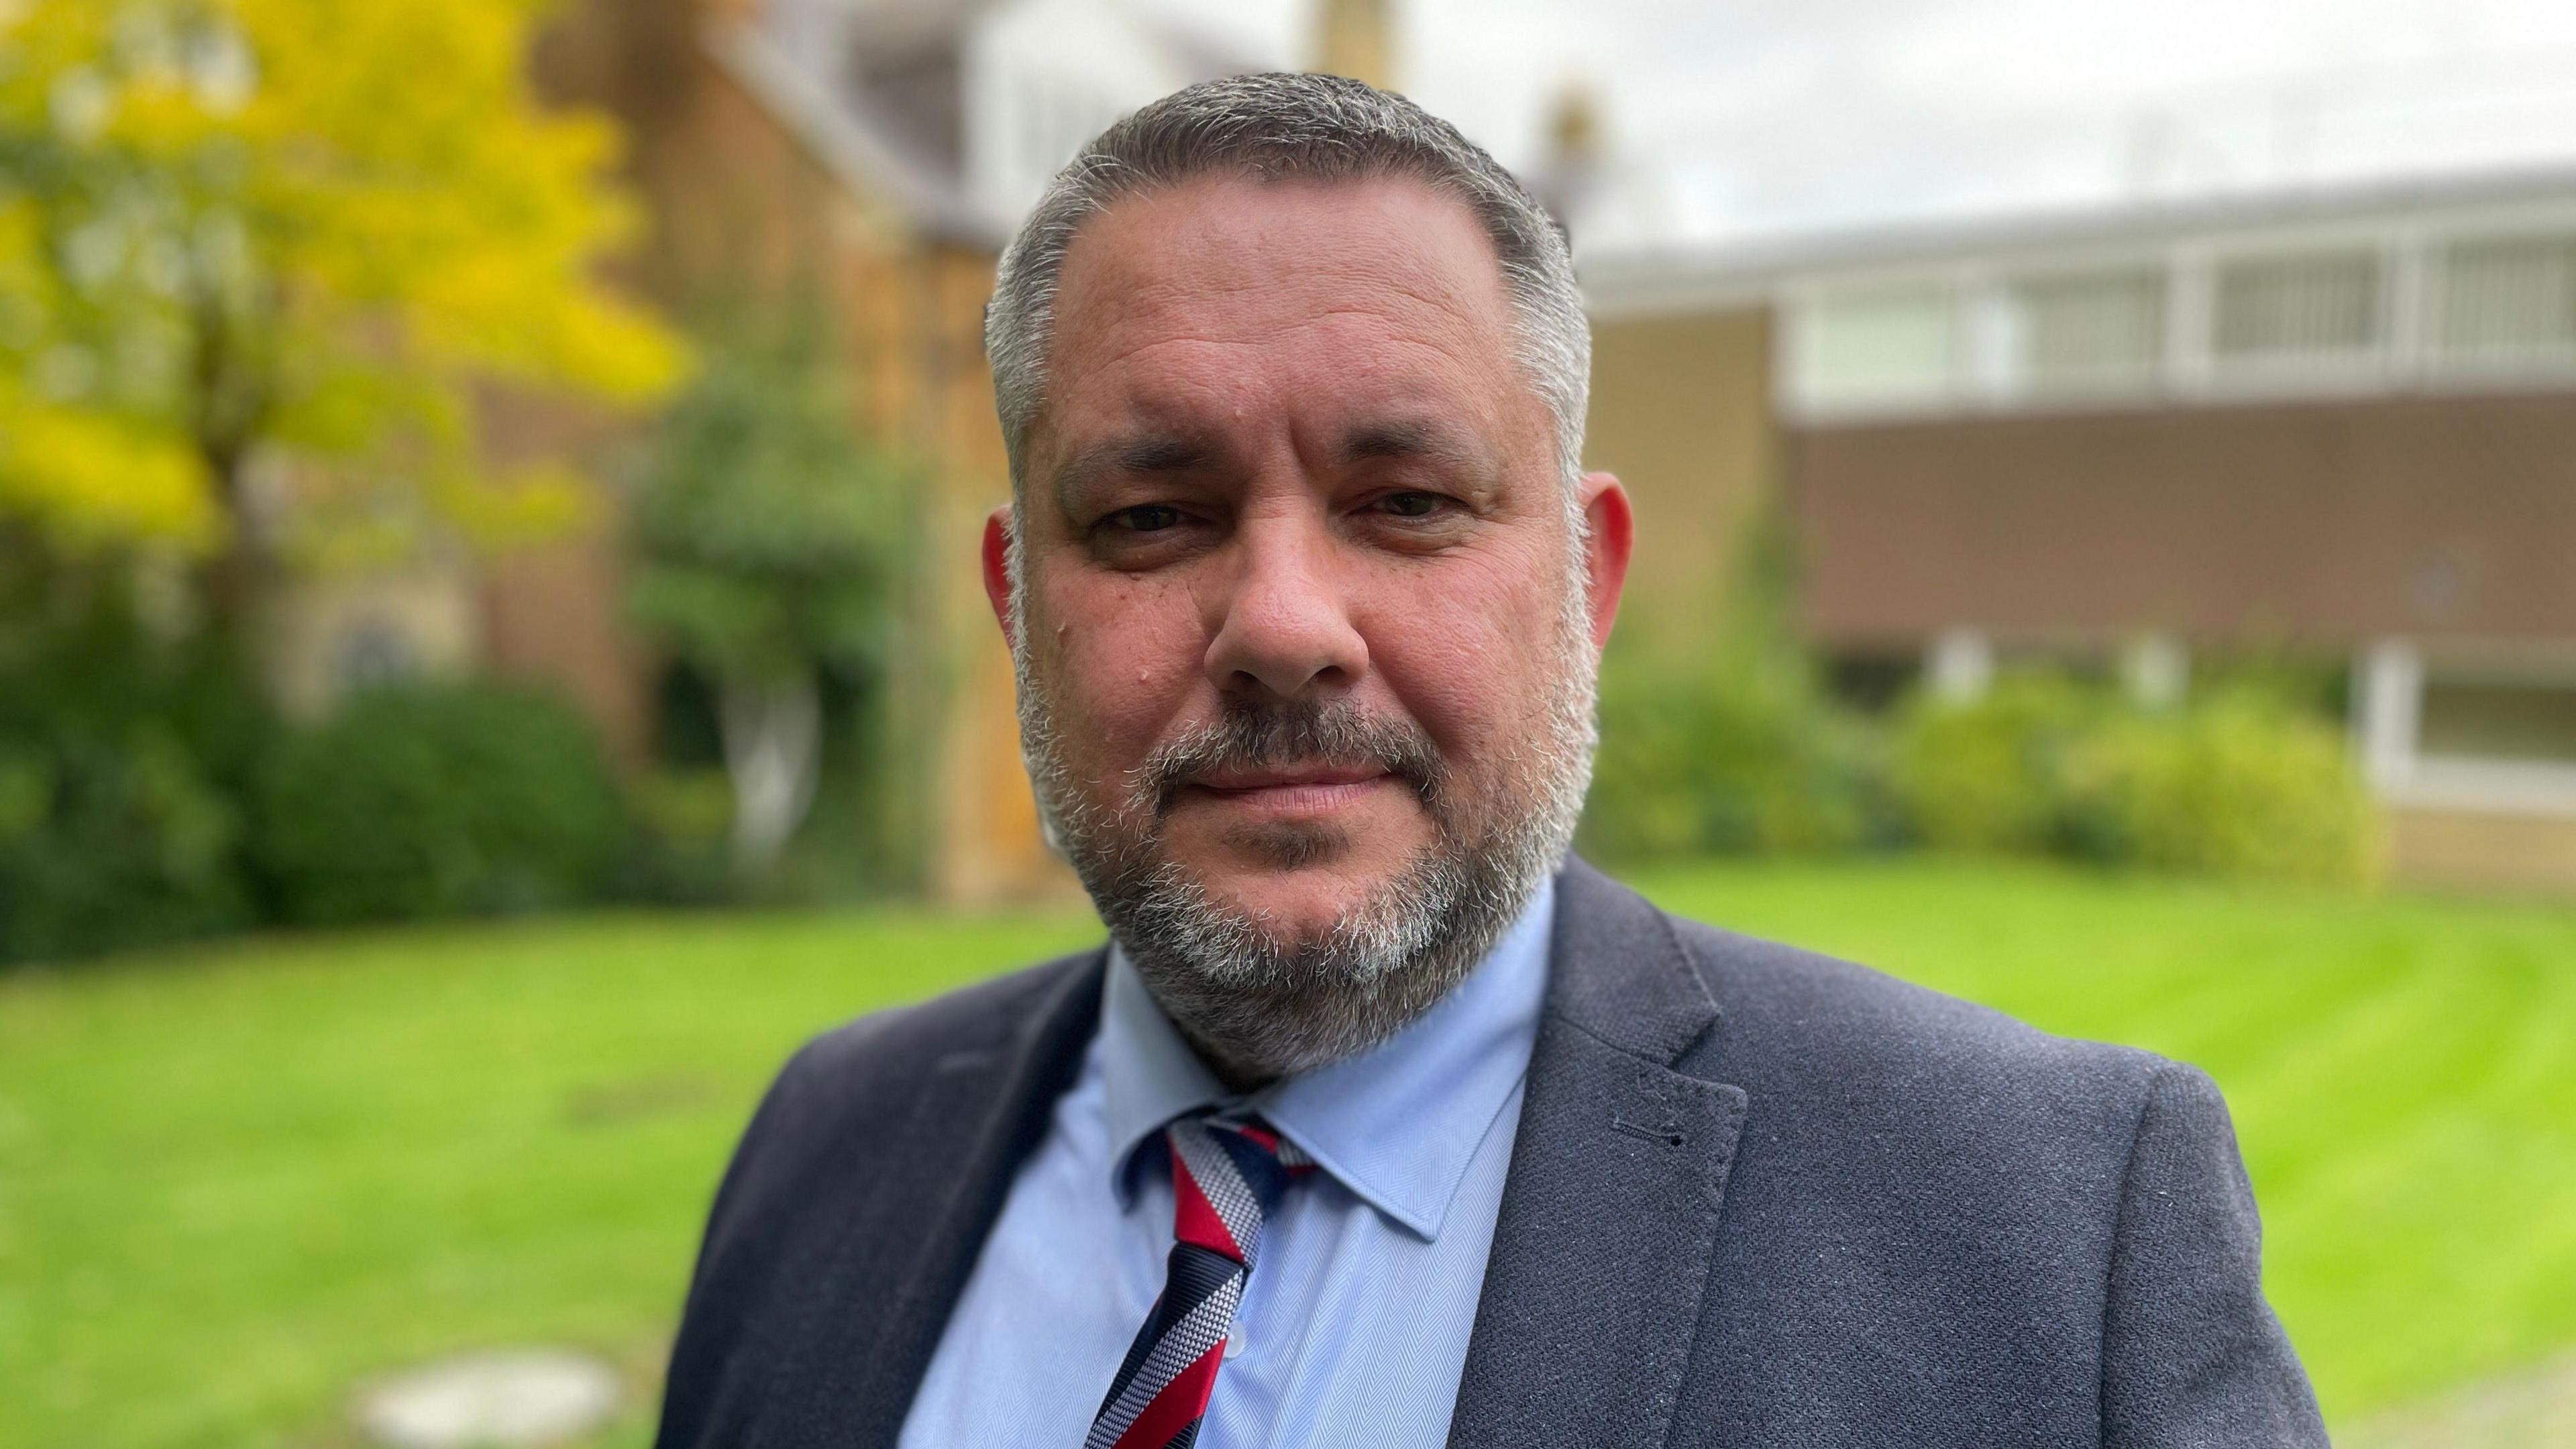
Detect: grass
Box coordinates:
(3, 858, 2572, 1447)
(0, 907, 1101, 1449)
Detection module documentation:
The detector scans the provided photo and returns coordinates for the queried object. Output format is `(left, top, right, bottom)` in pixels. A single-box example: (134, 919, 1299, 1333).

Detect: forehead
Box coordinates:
(1033, 174, 1538, 466)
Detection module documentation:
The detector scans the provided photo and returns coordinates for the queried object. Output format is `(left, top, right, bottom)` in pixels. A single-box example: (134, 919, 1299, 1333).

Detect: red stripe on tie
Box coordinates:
(1168, 1145, 1241, 1260)
(1110, 1340, 1225, 1449)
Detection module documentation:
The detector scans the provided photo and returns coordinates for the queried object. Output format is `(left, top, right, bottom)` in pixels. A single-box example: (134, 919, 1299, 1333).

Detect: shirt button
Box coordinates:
(1224, 1332, 1244, 1360)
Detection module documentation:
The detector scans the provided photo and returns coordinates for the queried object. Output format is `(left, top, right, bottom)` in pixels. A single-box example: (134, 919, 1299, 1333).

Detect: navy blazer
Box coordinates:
(657, 858, 2328, 1447)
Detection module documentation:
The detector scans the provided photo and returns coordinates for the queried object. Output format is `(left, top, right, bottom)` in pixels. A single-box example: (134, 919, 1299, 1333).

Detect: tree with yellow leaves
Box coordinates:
(0, 0, 682, 622)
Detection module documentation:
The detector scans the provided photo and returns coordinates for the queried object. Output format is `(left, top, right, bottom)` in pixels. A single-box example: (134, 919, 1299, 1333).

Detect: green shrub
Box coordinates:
(0, 548, 266, 964)
(1585, 641, 1887, 861)
(2064, 692, 2380, 885)
(0, 724, 254, 962)
(1892, 671, 2379, 885)
(250, 683, 627, 925)
(1890, 674, 2110, 854)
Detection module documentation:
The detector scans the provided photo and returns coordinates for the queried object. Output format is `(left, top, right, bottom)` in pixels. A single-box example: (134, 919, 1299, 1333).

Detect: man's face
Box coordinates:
(985, 174, 1629, 1073)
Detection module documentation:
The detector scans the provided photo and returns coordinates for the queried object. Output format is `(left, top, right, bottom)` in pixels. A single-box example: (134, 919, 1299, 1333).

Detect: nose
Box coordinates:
(1203, 508, 1368, 702)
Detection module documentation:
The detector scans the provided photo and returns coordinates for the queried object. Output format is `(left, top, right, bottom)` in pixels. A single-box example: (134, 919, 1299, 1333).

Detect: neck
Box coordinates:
(1171, 1019, 1279, 1095)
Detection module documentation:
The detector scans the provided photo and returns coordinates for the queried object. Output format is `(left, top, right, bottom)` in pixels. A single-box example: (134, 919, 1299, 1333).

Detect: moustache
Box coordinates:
(1141, 699, 1447, 816)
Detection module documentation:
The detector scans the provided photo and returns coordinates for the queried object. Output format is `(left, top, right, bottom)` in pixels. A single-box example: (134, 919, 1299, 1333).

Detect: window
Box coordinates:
(2211, 248, 2385, 366)
(2420, 678, 2576, 769)
(1796, 284, 1955, 411)
(2010, 266, 2165, 396)
(2432, 233, 2576, 372)
(2357, 643, 2576, 814)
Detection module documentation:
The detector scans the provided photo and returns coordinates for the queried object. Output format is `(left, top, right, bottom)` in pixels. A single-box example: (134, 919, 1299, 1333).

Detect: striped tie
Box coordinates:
(1084, 1114, 1313, 1449)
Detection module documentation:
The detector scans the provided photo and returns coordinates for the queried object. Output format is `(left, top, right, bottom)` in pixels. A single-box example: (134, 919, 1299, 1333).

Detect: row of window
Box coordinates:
(1786, 225, 2576, 417)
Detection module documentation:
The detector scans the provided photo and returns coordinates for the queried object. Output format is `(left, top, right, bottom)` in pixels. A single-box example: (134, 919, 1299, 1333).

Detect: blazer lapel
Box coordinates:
(1446, 859, 1749, 1449)
(755, 951, 1106, 1449)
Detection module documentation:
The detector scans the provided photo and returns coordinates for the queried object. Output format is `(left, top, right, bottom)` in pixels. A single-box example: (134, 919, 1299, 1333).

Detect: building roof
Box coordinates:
(1583, 161, 2576, 319)
(708, 0, 1273, 251)
(704, 3, 1006, 244)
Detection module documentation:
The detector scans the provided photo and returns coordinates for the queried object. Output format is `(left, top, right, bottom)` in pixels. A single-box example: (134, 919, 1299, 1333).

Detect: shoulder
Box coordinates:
(1639, 894, 2231, 1343)
(775, 949, 1105, 1085)
(749, 947, 1105, 1152)
(1583, 883, 2318, 1437)
(658, 948, 1107, 1444)
(676, 947, 1104, 1332)
(1670, 909, 2172, 1108)
(693, 949, 1102, 1255)
(1632, 895, 2204, 1210)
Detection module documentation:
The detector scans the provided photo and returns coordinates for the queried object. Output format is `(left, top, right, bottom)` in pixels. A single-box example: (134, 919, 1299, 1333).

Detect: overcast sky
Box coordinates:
(1159, 0, 2576, 252)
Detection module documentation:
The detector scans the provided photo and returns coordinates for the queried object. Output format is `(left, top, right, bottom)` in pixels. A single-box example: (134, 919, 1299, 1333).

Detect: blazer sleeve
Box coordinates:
(2098, 1060, 2330, 1448)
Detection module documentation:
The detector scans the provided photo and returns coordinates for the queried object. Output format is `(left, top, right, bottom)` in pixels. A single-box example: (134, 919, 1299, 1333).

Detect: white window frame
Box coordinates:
(2355, 639, 2576, 817)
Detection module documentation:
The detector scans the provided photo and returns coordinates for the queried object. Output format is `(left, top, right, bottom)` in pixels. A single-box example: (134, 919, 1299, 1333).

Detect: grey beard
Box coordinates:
(1083, 701, 1565, 1083)
(1010, 513, 1599, 1083)
(1107, 839, 1509, 1083)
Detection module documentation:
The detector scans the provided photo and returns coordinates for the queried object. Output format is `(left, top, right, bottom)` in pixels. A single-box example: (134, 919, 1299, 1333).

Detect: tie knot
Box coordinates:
(1165, 1114, 1312, 1265)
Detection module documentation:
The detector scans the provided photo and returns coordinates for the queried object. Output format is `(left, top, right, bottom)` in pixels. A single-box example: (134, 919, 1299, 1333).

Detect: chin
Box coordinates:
(1193, 818, 1411, 886)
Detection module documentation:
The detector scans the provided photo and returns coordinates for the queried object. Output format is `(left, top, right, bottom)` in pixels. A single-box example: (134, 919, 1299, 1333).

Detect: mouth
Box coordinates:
(1174, 763, 1403, 819)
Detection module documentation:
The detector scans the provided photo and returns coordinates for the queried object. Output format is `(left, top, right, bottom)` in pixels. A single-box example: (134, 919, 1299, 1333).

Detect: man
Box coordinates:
(657, 74, 2327, 1448)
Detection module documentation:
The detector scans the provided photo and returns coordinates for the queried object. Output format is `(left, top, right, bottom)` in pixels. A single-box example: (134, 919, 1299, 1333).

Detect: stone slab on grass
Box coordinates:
(356, 1348, 623, 1448)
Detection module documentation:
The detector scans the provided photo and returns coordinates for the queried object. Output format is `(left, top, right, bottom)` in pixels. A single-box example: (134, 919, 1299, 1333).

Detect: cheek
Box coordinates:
(1360, 545, 1566, 756)
(1035, 568, 1206, 765)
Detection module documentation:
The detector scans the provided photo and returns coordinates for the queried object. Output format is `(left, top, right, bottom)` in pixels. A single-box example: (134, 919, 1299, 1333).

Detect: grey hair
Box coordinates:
(983, 71, 1592, 496)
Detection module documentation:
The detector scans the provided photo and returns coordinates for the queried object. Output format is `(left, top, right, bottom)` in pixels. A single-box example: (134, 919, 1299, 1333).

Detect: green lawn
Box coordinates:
(2, 859, 2571, 1448)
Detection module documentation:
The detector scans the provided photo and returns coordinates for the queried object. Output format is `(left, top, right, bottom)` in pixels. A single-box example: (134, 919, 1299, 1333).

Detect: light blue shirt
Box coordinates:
(897, 880, 1555, 1448)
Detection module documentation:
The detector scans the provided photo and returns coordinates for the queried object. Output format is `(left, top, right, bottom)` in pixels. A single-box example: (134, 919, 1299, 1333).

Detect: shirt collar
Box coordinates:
(1099, 877, 1555, 1243)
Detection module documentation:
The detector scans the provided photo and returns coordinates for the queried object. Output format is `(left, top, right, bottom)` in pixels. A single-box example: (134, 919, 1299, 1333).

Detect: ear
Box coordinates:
(1576, 472, 1633, 653)
(981, 506, 1017, 651)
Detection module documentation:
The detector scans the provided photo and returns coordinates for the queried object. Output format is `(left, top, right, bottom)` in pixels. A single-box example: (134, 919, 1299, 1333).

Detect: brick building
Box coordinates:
(1585, 168, 2576, 892)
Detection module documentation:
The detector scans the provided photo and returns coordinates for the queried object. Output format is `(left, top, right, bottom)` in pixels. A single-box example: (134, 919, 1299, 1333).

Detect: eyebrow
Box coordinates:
(1051, 433, 1211, 513)
(1340, 417, 1492, 481)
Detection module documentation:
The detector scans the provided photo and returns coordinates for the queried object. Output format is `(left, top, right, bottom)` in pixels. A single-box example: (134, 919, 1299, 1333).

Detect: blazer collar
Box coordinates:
(1446, 857, 1751, 1449)
(1541, 856, 1725, 1062)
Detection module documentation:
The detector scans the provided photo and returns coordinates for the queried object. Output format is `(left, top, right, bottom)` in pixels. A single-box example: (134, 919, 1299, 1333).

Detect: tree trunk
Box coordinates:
(189, 278, 273, 653)
(719, 672, 822, 871)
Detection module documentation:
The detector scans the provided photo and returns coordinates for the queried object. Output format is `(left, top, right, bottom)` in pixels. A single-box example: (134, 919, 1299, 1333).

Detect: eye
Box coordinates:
(1377, 491, 1446, 519)
(1108, 504, 1184, 533)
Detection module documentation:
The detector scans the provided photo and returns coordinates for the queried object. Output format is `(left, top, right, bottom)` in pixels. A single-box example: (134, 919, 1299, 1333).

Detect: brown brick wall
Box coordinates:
(1791, 392, 2576, 651)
